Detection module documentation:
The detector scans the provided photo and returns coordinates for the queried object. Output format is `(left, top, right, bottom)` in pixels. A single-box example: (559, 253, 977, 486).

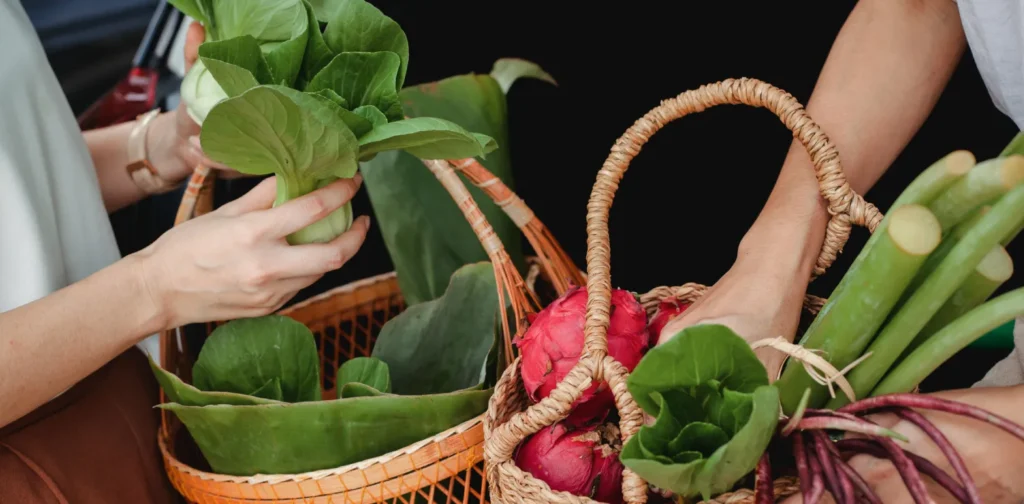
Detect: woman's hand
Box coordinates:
(779, 386, 1024, 504)
(133, 175, 370, 328)
(145, 21, 247, 184)
(657, 257, 811, 380)
(656, 202, 822, 380)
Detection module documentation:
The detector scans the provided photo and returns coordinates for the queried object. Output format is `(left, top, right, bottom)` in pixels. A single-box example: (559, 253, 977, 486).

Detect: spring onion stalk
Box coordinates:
(898, 205, 992, 307)
(1002, 216, 1024, 246)
(829, 184, 1024, 408)
(871, 287, 1024, 396)
(903, 246, 1013, 354)
(1001, 132, 1024, 157)
(927, 155, 1024, 232)
(776, 205, 942, 414)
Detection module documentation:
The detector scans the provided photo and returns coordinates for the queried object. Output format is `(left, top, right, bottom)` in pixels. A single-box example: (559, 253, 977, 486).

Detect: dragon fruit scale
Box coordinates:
(514, 422, 625, 504)
(517, 286, 648, 426)
(646, 300, 691, 346)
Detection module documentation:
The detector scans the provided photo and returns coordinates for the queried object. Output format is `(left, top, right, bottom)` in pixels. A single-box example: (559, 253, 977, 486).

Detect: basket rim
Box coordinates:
(160, 413, 485, 485)
(280, 270, 399, 314)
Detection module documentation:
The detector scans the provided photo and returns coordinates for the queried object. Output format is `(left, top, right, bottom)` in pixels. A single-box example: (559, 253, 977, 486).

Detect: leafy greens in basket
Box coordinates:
(150, 263, 503, 475)
(170, 0, 497, 245)
(620, 324, 780, 501)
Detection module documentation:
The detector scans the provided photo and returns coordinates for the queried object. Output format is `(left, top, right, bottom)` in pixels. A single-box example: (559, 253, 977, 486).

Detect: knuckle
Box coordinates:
(303, 195, 331, 220)
(326, 249, 349, 270)
(252, 289, 276, 307)
(245, 263, 274, 287)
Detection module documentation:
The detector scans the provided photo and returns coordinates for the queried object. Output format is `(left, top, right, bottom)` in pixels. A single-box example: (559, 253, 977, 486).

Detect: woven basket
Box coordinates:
(483, 77, 884, 504)
(156, 152, 578, 503)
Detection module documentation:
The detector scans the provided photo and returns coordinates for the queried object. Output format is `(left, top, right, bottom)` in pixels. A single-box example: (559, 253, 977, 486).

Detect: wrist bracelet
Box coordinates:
(126, 109, 178, 195)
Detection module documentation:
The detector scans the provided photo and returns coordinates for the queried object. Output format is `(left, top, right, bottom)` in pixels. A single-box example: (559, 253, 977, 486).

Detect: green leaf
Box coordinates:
(198, 35, 274, 91)
(168, 0, 211, 26)
(361, 70, 529, 305)
(307, 0, 339, 22)
(339, 381, 386, 398)
(249, 378, 285, 401)
(371, 263, 500, 395)
(160, 386, 492, 475)
(337, 357, 391, 393)
(358, 117, 498, 159)
(201, 85, 358, 181)
(322, 0, 409, 89)
(627, 323, 770, 416)
(299, 0, 336, 86)
(208, 0, 310, 86)
(148, 355, 282, 406)
(305, 51, 403, 121)
(311, 88, 348, 108)
(694, 386, 779, 499)
(705, 388, 755, 438)
(489, 58, 558, 94)
(618, 325, 781, 500)
(354, 105, 388, 128)
(669, 422, 729, 458)
(192, 315, 321, 403)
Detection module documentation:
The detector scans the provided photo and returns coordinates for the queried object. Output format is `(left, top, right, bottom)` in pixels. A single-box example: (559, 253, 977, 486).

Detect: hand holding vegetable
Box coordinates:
(134, 175, 370, 329)
(780, 385, 1024, 504)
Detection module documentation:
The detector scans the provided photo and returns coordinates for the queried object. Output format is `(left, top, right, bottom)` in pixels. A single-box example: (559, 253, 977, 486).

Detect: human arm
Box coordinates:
(0, 176, 371, 428)
(780, 385, 1024, 503)
(658, 0, 968, 376)
(84, 21, 238, 213)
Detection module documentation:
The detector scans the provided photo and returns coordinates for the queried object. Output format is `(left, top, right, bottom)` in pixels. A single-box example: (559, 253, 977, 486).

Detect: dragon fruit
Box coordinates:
(514, 422, 625, 504)
(517, 286, 648, 426)
(646, 300, 691, 346)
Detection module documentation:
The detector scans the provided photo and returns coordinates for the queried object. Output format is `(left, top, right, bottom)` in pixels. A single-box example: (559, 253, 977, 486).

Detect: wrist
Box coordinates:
(122, 250, 172, 336)
(144, 111, 192, 184)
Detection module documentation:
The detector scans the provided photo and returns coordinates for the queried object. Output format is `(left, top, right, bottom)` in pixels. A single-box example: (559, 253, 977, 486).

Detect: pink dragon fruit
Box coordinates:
(514, 422, 625, 504)
(646, 300, 691, 346)
(517, 286, 648, 426)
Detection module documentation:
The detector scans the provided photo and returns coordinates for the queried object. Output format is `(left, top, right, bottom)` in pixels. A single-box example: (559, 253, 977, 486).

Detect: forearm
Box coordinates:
(0, 255, 165, 428)
(84, 111, 184, 212)
(741, 0, 966, 275)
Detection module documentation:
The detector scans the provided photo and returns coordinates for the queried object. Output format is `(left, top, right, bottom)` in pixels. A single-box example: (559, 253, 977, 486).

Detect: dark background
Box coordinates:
(29, 0, 1021, 388)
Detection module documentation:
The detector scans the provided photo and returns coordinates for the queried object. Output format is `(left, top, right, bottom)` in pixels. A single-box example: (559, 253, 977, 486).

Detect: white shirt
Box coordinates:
(956, 0, 1024, 387)
(0, 0, 160, 381)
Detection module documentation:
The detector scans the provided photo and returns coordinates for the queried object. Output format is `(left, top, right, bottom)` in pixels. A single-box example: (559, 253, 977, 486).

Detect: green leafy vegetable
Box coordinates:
(336, 357, 391, 393)
(621, 324, 780, 501)
(173, 0, 500, 245)
(192, 315, 321, 403)
(160, 386, 492, 475)
(372, 262, 500, 394)
(320, 0, 410, 89)
(148, 355, 283, 406)
(362, 58, 556, 304)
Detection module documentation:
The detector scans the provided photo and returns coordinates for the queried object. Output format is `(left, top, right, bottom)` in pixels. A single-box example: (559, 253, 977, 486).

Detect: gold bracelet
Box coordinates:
(126, 109, 178, 195)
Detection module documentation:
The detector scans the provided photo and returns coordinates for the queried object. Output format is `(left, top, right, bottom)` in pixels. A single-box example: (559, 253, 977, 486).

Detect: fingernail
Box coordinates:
(353, 173, 363, 186)
(360, 215, 371, 230)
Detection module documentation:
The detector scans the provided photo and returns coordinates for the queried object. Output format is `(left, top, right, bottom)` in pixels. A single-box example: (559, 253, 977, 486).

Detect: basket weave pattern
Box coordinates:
(159, 272, 490, 504)
(483, 78, 882, 504)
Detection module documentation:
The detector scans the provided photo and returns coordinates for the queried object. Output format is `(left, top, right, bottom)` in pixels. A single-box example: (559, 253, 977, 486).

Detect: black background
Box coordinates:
(50, 0, 1022, 388)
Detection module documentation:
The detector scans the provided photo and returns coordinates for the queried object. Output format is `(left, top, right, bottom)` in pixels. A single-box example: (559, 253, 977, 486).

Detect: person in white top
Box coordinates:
(654, 0, 1024, 502)
(0, 4, 370, 501)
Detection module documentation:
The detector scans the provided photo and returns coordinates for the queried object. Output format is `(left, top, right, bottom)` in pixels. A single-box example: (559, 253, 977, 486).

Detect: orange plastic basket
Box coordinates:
(157, 154, 579, 504)
(483, 78, 884, 504)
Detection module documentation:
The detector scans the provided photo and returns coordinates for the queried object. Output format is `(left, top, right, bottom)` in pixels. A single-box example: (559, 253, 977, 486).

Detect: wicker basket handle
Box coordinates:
(584, 77, 881, 358)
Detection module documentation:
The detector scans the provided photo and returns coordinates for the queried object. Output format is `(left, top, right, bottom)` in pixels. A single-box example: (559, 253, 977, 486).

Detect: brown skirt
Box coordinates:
(0, 349, 179, 504)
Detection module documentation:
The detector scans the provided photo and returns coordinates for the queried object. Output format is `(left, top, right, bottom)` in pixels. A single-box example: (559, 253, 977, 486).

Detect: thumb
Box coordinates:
(218, 176, 277, 216)
(184, 21, 204, 72)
